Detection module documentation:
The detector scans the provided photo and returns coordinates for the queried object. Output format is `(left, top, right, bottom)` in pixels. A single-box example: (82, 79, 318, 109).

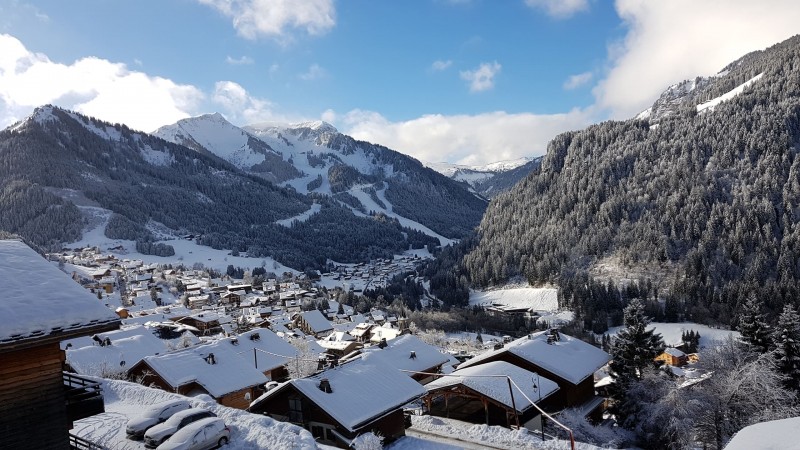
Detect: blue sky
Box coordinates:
(2, 0, 799, 165)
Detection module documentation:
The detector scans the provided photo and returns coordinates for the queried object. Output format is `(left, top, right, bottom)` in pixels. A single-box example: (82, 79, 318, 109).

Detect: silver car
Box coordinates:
(144, 408, 216, 448)
(126, 399, 192, 439)
(156, 417, 230, 450)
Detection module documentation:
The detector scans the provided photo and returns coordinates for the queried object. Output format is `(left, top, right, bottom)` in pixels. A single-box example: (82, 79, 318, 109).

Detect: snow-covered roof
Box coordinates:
(66, 326, 168, 376)
(425, 361, 559, 412)
(222, 328, 298, 373)
(458, 331, 611, 385)
(138, 341, 268, 397)
(0, 240, 120, 346)
(724, 416, 800, 450)
(664, 347, 686, 357)
(259, 360, 425, 432)
(370, 324, 403, 342)
(300, 310, 333, 333)
(358, 335, 450, 374)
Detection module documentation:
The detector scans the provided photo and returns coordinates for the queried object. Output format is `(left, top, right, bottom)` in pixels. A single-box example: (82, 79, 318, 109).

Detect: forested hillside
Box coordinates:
(0, 106, 438, 269)
(465, 35, 800, 326)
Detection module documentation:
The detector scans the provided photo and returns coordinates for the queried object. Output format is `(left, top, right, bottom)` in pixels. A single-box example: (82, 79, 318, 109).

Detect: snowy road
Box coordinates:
(401, 428, 515, 450)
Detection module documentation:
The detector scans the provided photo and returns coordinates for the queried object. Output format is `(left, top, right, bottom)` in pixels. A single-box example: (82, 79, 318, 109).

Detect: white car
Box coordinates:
(156, 417, 230, 450)
(144, 408, 216, 448)
(126, 399, 192, 439)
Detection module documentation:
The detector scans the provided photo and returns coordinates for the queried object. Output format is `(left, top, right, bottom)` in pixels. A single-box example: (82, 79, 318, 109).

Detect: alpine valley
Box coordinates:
(0, 106, 487, 270)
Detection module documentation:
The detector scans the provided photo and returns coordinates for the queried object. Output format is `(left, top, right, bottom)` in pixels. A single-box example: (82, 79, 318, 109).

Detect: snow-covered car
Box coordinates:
(126, 399, 192, 439)
(143, 408, 216, 448)
(156, 417, 230, 450)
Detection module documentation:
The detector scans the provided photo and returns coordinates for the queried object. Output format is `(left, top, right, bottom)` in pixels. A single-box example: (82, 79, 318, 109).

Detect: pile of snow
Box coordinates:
(724, 416, 800, 450)
(71, 378, 318, 449)
(403, 415, 606, 450)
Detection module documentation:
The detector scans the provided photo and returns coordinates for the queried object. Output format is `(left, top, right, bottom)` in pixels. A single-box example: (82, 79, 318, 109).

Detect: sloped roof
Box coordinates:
(66, 325, 168, 376)
(0, 240, 119, 347)
(458, 331, 611, 385)
(222, 328, 298, 373)
(358, 334, 450, 374)
(257, 360, 425, 432)
(425, 360, 559, 412)
(139, 341, 268, 397)
(300, 310, 333, 333)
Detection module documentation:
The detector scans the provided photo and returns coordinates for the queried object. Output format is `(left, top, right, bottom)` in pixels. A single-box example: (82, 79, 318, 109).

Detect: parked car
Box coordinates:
(156, 417, 230, 450)
(144, 408, 217, 448)
(126, 399, 192, 439)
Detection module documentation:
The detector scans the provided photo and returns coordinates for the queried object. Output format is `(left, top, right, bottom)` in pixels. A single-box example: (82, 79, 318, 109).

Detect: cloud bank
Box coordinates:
(0, 34, 203, 132)
(198, 0, 335, 40)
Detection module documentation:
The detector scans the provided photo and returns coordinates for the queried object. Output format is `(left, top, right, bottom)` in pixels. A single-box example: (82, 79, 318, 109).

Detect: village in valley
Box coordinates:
(1, 238, 745, 450)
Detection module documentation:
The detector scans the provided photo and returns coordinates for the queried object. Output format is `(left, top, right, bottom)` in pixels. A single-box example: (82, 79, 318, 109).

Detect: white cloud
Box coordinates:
(299, 63, 326, 81)
(341, 108, 593, 166)
(320, 108, 337, 124)
(595, 0, 800, 118)
(460, 61, 501, 93)
(212, 80, 278, 123)
(524, 0, 590, 19)
(0, 34, 203, 132)
(198, 0, 335, 40)
(431, 59, 453, 71)
(563, 71, 593, 90)
(226, 55, 254, 65)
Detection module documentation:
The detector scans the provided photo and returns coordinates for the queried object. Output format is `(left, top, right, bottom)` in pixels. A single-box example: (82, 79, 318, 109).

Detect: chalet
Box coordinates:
(249, 360, 425, 448)
(317, 332, 363, 358)
(64, 325, 169, 377)
(0, 240, 120, 450)
(295, 310, 334, 338)
(223, 328, 298, 381)
(187, 294, 211, 309)
(423, 360, 560, 429)
(172, 311, 231, 335)
(369, 323, 403, 344)
(227, 283, 253, 294)
(655, 347, 689, 367)
(127, 341, 268, 409)
(457, 329, 611, 421)
(350, 334, 451, 384)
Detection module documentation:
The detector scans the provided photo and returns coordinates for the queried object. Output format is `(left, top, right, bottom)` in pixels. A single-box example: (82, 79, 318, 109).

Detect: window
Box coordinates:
(288, 396, 303, 423)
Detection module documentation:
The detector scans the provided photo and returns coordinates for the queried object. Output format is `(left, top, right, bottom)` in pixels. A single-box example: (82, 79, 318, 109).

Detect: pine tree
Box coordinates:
(774, 304, 800, 392)
(737, 295, 773, 352)
(608, 299, 665, 427)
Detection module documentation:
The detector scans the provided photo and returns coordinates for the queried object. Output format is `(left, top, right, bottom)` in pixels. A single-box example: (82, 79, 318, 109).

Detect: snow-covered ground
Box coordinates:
(469, 287, 558, 311)
(276, 203, 322, 227)
(607, 322, 740, 349)
(72, 378, 318, 449)
(69, 207, 297, 274)
(696, 73, 764, 113)
(399, 415, 607, 450)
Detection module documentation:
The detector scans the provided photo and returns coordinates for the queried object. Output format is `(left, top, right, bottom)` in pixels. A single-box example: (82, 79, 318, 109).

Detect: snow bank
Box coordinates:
(469, 287, 559, 312)
(72, 378, 318, 450)
(725, 416, 800, 450)
(607, 322, 739, 349)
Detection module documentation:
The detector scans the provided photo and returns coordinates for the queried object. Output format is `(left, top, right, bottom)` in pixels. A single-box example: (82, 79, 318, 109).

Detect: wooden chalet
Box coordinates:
(222, 328, 298, 381)
(456, 329, 611, 421)
(249, 360, 425, 448)
(127, 341, 268, 409)
(655, 347, 689, 367)
(423, 360, 560, 429)
(295, 309, 334, 338)
(349, 334, 451, 384)
(0, 240, 121, 450)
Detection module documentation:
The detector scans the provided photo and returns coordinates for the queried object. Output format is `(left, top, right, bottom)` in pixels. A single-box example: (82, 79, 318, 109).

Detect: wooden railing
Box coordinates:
(68, 433, 106, 450)
(63, 372, 105, 423)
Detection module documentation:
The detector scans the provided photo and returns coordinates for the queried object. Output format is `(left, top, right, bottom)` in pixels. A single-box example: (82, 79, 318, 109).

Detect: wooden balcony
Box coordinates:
(63, 372, 105, 423)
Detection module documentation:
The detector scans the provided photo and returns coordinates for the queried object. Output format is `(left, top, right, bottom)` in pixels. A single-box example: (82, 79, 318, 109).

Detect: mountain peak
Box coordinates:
(293, 120, 338, 134)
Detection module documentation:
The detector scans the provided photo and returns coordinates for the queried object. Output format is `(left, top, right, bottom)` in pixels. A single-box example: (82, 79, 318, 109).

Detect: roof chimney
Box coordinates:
(318, 378, 332, 393)
(378, 338, 388, 349)
(409, 351, 417, 359)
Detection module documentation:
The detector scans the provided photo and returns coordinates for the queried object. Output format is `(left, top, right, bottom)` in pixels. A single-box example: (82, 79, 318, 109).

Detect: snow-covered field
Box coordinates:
(607, 322, 740, 348)
(469, 287, 558, 311)
(72, 378, 318, 449)
(69, 207, 297, 274)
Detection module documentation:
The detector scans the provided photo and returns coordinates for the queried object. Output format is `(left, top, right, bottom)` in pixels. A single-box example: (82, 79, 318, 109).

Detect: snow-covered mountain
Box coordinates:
(426, 157, 542, 199)
(155, 114, 487, 241)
